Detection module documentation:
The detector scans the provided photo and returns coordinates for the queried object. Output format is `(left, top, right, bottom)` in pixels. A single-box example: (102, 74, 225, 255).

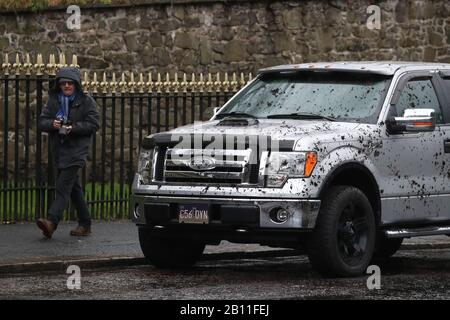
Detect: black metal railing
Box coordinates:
(0, 53, 250, 223)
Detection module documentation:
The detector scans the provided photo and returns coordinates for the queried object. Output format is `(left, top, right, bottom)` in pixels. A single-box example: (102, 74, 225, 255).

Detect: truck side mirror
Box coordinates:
(386, 108, 436, 134)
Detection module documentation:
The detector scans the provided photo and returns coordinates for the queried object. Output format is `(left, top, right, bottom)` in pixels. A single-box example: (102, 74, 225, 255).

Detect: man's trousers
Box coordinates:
(47, 165, 91, 228)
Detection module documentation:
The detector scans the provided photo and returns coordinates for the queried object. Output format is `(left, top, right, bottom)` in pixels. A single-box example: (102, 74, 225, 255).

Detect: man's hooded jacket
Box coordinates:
(39, 67, 100, 169)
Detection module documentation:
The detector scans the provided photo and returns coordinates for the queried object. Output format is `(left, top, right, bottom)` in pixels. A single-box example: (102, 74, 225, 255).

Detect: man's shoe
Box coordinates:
(70, 225, 91, 236)
(36, 218, 55, 239)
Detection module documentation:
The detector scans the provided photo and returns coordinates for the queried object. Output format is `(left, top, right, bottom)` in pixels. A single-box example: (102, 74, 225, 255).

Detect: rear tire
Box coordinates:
(373, 236, 403, 259)
(138, 227, 205, 268)
(307, 186, 376, 277)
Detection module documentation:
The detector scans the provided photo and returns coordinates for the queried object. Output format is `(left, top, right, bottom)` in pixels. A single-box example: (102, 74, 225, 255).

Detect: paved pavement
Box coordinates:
(0, 221, 449, 273)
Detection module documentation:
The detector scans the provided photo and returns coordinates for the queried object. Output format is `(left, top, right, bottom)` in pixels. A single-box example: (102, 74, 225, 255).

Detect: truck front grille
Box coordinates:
(161, 148, 254, 185)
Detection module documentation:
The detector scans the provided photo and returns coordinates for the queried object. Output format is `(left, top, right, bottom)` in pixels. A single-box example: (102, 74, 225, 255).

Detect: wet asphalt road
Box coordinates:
(0, 248, 449, 300)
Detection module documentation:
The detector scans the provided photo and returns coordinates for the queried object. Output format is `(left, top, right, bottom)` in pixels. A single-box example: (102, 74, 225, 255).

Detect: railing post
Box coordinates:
(24, 54, 32, 221)
(156, 73, 162, 133)
(13, 54, 21, 222)
(34, 54, 45, 220)
(2, 54, 11, 223)
(46, 54, 57, 217)
(128, 72, 136, 214)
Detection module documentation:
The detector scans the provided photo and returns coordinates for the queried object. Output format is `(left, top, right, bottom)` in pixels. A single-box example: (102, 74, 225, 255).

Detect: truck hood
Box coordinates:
(167, 119, 361, 141)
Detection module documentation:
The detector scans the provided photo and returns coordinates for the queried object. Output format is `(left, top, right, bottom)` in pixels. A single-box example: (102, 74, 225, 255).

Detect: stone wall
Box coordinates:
(2, 0, 450, 179)
(1, 0, 450, 75)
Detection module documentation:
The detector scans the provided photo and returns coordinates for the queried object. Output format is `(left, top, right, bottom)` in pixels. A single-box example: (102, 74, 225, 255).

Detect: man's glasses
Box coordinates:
(59, 81, 74, 86)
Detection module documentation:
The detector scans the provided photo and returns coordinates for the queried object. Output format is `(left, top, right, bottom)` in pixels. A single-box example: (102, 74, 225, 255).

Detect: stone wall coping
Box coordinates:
(0, 0, 270, 15)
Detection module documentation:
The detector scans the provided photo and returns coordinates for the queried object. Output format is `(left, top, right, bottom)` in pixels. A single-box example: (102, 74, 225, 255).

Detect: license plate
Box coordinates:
(179, 204, 209, 224)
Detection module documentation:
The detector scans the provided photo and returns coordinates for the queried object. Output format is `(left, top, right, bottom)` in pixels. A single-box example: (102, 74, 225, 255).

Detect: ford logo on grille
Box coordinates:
(188, 156, 216, 171)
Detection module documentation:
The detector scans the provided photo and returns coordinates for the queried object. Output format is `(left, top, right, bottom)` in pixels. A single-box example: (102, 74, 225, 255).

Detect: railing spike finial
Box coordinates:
(59, 52, 67, 68)
(239, 72, 246, 88)
(100, 72, 109, 94)
(23, 53, 32, 75)
(163, 72, 171, 93)
(119, 73, 128, 93)
(2, 53, 11, 75)
(2, 52, 9, 66)
(156, 73, 163, 93)
(129, 72, 136, 93)
(91, 72, 99, 94)
(13, 53, 22, 75)
(82, 71, 90, 91)
(214, 72, 221, 92)
(249, 72, 253, 82)
(110, 72, 117, 94)
(34, 54, 45, 75)
(206, 73, 213, 92)
(146, 72, 153, 93)
(223, 73, 230, 92)
(137, 73, 145, 93)
(190, 73, 196, 92)
(198, 73, 205, 92)
(56, 53, 62, 69)
(181, 73, 188, 93)
(47, 54, 57, 75)
(230, 72, 238, 92)
(71, 54, 79, 68)
(173, 72, 179, 93)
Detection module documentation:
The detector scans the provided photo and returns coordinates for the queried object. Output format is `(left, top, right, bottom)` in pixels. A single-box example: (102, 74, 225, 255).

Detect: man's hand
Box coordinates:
(52, 119, 62, 129)
(64, 125, 72, 134)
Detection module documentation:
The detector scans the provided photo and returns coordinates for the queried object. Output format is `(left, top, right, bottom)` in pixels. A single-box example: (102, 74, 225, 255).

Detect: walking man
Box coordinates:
(37, 67, 100, 239)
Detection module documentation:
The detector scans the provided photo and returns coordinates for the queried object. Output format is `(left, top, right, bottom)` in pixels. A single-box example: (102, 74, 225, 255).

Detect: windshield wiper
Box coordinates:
(266, 112, 336, 121)
(215, 112, 258, 119)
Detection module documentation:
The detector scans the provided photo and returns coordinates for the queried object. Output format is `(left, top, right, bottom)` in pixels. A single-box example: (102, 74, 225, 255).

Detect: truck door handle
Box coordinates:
(445, 140, 450, 153)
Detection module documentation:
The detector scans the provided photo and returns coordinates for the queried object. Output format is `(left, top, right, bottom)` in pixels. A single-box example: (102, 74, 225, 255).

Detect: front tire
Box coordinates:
(307, 186, 376, 277)
(138, 227, 205, 269)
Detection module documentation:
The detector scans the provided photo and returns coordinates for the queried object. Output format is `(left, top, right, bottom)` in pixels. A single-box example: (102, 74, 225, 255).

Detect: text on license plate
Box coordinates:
(179, 204, 209, 224)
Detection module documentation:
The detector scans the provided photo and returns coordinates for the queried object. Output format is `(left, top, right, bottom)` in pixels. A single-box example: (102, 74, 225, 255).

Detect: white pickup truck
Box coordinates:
(131, 62, 450, 277)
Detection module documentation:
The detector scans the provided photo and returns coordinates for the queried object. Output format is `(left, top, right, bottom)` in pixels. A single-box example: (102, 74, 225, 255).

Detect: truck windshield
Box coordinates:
(217, 71, 391, 123)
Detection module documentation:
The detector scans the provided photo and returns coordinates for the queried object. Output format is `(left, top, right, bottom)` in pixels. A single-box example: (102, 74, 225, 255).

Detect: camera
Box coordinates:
(57, 118, 72, 136)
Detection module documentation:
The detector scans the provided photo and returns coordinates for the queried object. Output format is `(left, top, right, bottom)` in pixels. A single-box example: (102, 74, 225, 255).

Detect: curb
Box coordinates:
(0, 256, 147, 275)
(0, 243, 449, 275)
(0, 249, 302, 275)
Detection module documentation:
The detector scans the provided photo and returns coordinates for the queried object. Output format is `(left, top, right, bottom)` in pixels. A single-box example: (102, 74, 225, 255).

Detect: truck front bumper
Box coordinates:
(130, 194, 321, 230)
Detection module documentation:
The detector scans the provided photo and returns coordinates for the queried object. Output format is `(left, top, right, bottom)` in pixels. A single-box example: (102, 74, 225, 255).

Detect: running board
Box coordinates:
(383, 226, 450, 238)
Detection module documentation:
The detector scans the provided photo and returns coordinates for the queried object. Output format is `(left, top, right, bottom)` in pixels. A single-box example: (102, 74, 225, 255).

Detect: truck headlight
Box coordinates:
(137, 148, 154, 184)
(264, 151, 317, 187)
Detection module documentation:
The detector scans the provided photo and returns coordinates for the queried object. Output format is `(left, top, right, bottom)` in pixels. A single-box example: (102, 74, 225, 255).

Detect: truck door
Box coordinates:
(378, 72, 450, 225)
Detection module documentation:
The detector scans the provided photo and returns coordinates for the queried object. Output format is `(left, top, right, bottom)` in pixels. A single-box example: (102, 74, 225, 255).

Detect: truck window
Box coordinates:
(394, 79, 443, 124)
(218, 72, 391, 124)
(438, 77, 450, 123)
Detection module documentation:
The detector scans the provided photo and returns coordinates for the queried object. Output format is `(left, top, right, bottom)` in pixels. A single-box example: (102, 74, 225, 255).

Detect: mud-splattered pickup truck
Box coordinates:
(131, 62, 450, 277)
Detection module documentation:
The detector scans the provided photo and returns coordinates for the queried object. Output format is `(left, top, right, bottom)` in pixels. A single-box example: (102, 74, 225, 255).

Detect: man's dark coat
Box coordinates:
(39, 67, 100, 168)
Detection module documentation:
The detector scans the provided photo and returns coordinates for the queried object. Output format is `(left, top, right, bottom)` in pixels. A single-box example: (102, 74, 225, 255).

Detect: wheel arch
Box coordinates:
(318, 162, 382, 226)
